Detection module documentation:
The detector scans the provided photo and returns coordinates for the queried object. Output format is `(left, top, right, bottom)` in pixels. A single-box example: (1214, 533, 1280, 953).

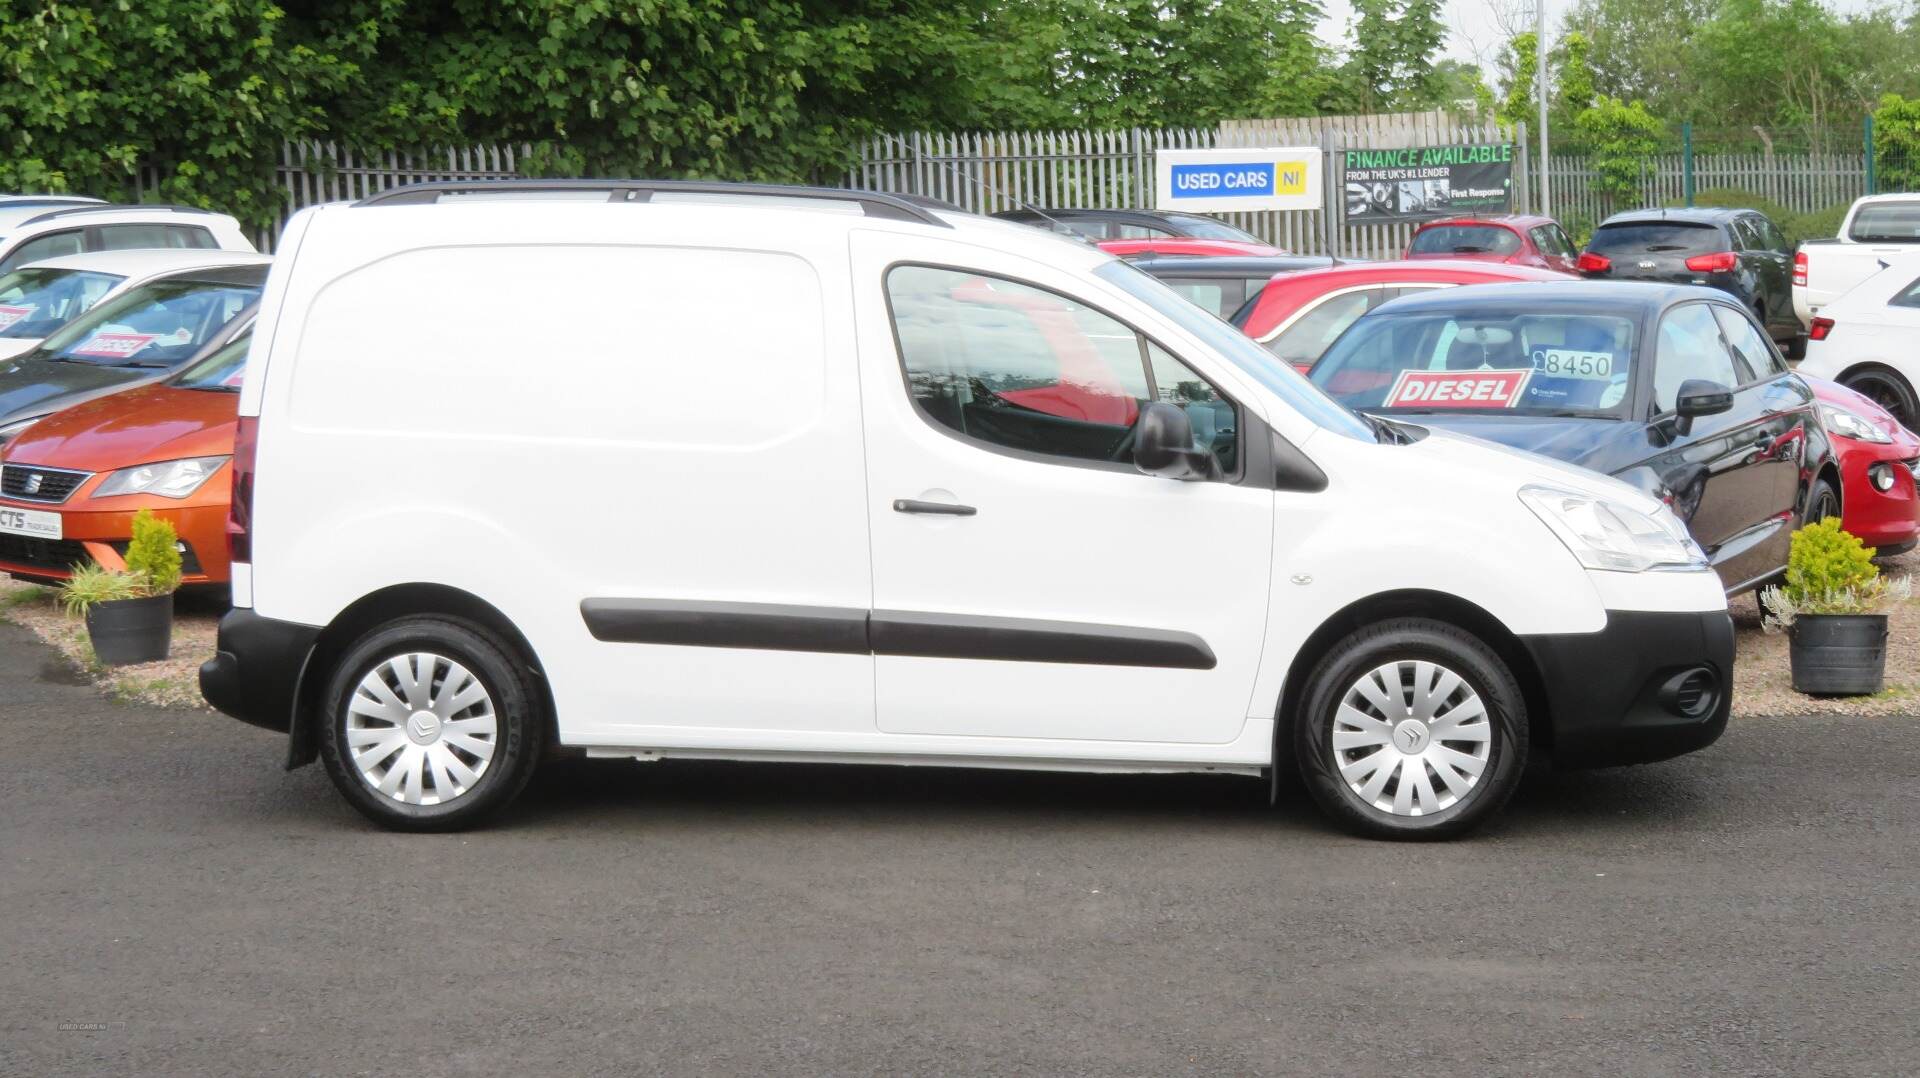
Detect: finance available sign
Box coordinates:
(1155, 147, 1322, 212)
(1343, 143, 1514, 225)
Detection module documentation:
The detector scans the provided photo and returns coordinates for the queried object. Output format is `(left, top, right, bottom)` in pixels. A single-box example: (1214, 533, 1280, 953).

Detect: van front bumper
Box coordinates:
(1522, 608, 1735, 769)
(199, 608, 320, 733)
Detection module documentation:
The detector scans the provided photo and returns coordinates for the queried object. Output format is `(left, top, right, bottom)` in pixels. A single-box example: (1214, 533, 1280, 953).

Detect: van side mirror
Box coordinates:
(1133, 401, 1220, 481)
(1669, 378, 1733, 435)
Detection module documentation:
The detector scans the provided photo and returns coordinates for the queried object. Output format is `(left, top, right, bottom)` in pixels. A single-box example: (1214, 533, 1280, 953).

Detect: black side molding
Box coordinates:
(870, 609, 1215, 669)
(580, 598, 869, 654)
(579, 600, 1215, 670)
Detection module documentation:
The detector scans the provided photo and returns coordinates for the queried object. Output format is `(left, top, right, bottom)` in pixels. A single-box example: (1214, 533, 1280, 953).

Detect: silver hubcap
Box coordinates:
(346, 652, 498, 806)
(1333, 660, 1492, 817)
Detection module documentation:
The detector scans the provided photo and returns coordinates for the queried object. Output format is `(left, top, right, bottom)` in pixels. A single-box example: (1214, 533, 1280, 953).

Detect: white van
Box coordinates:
(200, 181, 1734, 839)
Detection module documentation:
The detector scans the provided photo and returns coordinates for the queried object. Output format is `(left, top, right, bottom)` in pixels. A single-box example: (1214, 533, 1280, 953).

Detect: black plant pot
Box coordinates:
(1788, 613, 1888, 696)
(85, 593, 173, 667)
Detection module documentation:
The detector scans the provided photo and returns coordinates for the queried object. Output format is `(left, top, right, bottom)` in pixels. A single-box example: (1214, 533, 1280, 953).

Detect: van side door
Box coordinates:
(849, 232, 1275, 746)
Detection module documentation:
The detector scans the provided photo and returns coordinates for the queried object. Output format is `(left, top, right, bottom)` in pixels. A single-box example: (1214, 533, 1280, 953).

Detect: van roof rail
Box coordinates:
(18, 203, 220, 227)
(355, 179, 953, 227)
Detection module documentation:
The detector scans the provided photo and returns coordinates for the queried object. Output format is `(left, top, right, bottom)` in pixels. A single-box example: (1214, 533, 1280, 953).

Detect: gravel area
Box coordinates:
(5, 551, 1916, 716)
(0, 578, 219, 710)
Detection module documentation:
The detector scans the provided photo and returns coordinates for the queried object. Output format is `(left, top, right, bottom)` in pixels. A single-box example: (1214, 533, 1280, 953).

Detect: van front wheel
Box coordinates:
(318, 616, 543, 831)
(1295, 619, 1527, 840)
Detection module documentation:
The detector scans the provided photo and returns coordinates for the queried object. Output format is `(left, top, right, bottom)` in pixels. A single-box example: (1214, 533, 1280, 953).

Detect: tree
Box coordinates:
(1874, 93, 1920, 193)
(1338, 0, 1450, 112)
(1574, 96, 1664, 211)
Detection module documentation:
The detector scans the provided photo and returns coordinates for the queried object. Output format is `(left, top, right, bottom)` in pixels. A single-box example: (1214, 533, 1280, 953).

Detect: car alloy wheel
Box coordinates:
(346, 652, 499, 806)
(1332, 659, 1491, 817)
(1844, 370, 1918, 431)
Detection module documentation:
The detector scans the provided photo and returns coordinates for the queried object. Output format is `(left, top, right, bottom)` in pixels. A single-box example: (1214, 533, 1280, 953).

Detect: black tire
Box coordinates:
(1803, 473, 1840, 527)
(318, 616, 543, 831)
(1295, 618, 1528, 841)
(1840, 368, 1918, 432)
(1781, 334, 1806, 361)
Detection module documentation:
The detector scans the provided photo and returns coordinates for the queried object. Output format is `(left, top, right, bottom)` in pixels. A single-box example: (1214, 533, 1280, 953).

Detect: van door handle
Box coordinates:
(893, 498, 977, 516)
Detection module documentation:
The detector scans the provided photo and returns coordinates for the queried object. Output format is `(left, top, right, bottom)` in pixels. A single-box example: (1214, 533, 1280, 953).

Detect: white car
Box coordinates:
(1793, 193, 1920, 328)
(0, 201, 254, 279)
(1796, 252, 1920, 430)
(0, 249, 281, 361)
(197, 181, 1733, 840)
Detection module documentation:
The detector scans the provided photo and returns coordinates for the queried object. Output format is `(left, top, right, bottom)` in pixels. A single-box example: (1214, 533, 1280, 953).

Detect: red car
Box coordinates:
(1097, 237, 1285, 259)
(1232, 259, 1575, 370)
(1406, 215, 1580, 274)
(1800, 374, 1920, 553)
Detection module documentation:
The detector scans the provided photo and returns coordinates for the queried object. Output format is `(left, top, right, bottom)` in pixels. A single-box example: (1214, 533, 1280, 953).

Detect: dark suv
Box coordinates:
(1577, 208, 1803, 356)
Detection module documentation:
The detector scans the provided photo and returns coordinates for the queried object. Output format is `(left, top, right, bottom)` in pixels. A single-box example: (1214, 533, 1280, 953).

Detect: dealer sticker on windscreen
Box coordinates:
(0, 506, 61, 540)
(1531, 348, 1614, 379)
(70, 332, 158, 360)
(0, 304, 36, 332)
(1383, 368, 1533, 409)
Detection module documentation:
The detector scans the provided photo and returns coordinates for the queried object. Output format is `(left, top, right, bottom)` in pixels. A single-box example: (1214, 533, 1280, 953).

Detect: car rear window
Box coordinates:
(1586, 222, 1722, 255)
(1308, 310, 1638, 417)
(1848, 202, 1920, 243)
(1409, 225, 1522, 256)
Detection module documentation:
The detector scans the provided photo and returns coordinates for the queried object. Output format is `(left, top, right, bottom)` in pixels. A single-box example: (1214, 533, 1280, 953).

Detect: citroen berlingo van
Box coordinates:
(200, 181, 1734, 839)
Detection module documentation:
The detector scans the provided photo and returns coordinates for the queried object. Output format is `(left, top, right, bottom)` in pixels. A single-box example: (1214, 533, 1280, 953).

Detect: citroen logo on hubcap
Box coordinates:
(406, 711, 441, 744)
(1392, 719, 1430, 754)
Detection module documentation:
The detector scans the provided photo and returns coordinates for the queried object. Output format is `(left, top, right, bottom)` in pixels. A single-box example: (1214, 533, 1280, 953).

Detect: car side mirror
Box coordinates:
(1669, 378, 1733, 435)
(1133, 401, 1220, 481)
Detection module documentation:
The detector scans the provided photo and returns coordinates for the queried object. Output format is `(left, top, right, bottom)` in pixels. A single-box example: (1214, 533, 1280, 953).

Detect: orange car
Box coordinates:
(0, 333, 246, 586)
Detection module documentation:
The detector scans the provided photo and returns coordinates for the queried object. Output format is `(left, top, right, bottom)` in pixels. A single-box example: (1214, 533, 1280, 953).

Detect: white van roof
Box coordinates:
(326, 179, 1108, 269)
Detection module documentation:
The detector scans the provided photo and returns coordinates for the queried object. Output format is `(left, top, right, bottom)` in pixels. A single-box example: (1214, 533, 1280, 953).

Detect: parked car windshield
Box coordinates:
(1848, 202, 1920, 242)
(1586, 221, 1722, 256)
(0, 267, 125, 339)
(172, 332, 250, 391)
(31, 269, 264, 367)
(1309, 309, 1640, 417)
(1409, 225, 1521, 256)
(1094, 260, 1374, 440)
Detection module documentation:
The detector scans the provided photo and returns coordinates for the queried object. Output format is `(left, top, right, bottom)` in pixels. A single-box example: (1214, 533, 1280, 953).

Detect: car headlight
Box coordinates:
(92, 456, 230, 499)
(0, 415, 43, 445)
(1820, 404, 1892, 444)
(1520, 485, 1708, 573)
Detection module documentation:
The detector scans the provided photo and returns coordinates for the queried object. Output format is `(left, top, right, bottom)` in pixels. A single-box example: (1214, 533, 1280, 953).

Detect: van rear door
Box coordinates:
(848, 231, 1273, 746)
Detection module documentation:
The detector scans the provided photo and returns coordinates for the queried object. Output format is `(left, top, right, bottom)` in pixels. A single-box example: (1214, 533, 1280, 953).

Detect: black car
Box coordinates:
(991, 207, 1264, 243)
(1577, 208, 1803, 356)
(0, 263, 265, 444)
(1128, 253, 1339, 320)
(1308, 281, 1838, 594)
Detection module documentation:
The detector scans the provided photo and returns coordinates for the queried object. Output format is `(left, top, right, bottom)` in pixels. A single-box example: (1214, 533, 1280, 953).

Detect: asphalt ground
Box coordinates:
(2, 619, 1917, 1076)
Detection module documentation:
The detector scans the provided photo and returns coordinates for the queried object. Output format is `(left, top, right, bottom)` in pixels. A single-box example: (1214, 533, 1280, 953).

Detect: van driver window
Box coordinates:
(885, 265, 1236, 474)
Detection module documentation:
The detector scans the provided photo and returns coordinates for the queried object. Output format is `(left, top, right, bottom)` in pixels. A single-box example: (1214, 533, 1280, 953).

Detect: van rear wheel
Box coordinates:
(318, 616, 543, 831)
(1295, 619, 1527, 840)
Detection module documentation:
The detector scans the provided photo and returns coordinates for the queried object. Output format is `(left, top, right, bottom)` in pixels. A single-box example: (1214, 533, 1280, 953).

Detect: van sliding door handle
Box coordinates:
(893, 499, 977, 516)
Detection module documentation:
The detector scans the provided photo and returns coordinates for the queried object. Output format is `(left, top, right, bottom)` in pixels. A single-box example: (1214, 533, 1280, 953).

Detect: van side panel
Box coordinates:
(251, 208, 877, 742)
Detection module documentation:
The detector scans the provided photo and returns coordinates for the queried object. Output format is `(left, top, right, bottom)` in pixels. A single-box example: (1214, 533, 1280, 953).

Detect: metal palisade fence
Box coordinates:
(844, 112, 1523, 260)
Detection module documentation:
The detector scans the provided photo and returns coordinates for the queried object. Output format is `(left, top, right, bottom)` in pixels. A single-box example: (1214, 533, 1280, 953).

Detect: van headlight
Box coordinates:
(93, 456, 230, 499)
(1520, 485, 1708, 573)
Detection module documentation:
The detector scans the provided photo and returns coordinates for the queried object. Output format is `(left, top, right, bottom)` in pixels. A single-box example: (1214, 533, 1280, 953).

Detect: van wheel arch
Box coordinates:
(1270, 590, 1550, 790)
(286, 584, 556, 770)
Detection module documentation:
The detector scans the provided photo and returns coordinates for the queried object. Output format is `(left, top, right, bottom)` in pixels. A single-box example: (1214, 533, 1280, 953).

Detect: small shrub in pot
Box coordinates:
(58, 509, 182, 666)
(1760, 519, 1911, 695)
